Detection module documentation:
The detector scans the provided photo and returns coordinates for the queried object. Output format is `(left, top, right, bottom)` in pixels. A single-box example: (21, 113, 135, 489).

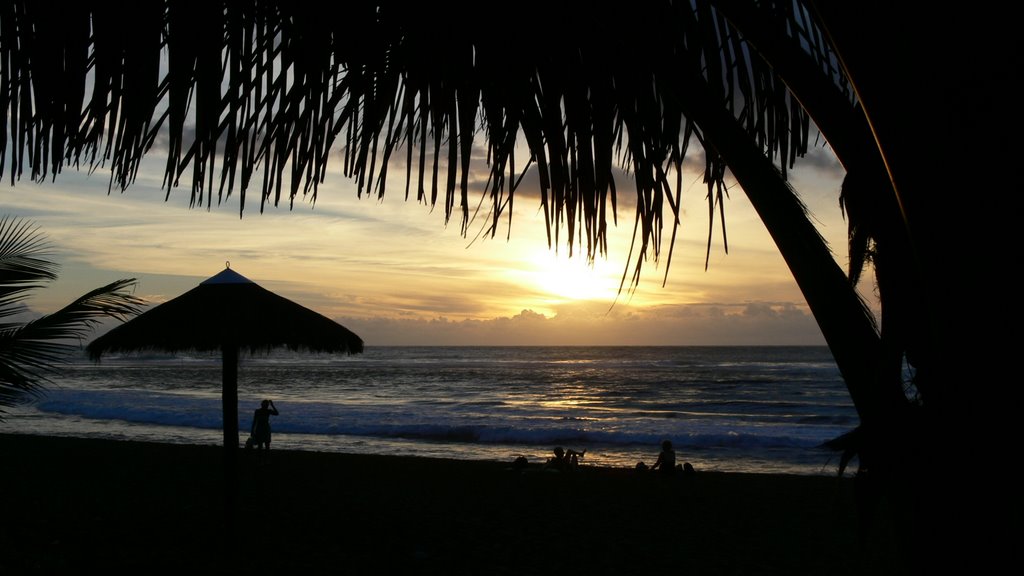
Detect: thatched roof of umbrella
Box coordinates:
(86, 266, 363, 358)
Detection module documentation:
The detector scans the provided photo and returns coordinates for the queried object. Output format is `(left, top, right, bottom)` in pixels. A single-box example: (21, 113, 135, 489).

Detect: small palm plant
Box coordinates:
(0, 215, 144, 419)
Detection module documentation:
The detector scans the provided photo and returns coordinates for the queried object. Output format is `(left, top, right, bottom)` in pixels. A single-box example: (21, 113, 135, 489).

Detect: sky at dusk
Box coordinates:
(3, 140, 870, 347)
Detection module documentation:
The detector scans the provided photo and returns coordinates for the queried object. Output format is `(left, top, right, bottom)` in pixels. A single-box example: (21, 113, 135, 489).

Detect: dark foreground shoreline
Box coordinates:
(1, 433, 904, 575)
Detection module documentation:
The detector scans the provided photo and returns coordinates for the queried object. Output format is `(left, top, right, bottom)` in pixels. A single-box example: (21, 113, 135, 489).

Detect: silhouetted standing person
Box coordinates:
(251, 399, 279, 450)
(650, 439, 676, 475)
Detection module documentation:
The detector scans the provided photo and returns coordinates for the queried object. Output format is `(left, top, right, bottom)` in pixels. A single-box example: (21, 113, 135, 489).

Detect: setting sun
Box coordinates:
(518, 248, 625, 304)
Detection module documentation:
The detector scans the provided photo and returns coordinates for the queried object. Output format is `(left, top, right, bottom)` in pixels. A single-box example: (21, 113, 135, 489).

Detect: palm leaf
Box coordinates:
(0, 277, 144, 415)
(0, 1, 831, 283)
(0, 214, 145, 416)
(0, 216, 59, 312)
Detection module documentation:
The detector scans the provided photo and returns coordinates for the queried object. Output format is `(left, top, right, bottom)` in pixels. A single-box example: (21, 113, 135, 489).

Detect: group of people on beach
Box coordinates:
(248, 398, 694, 477)
(538, 439, 695, 476)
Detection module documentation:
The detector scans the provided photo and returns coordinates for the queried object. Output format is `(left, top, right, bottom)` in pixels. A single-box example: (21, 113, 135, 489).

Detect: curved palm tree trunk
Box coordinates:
(719, 0, 922, 455)
(679, 75, 908, 426)
(682, 69, 920, 569)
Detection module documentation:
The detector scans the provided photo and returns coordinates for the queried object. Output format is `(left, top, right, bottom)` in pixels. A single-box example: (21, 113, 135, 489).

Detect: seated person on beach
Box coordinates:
(544, 446, 585, 472)
(649, 440, 676, 474)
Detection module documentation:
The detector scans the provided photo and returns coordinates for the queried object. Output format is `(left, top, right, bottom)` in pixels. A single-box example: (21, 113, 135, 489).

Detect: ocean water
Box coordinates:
(4, 346, 860, 476)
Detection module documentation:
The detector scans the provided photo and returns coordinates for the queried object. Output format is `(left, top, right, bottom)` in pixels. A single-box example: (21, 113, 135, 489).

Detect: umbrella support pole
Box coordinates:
(222, 345, 239, 537)
(222, 345, 239, 451)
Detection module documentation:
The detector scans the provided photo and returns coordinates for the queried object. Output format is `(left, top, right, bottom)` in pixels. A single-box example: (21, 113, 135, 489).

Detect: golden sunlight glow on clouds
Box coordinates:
(2, 142, 870, 346)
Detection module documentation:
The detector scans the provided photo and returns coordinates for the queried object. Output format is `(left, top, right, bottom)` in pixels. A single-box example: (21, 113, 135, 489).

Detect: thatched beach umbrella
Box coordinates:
(86, 263, 364, 451)
(87, 263, 362, 533)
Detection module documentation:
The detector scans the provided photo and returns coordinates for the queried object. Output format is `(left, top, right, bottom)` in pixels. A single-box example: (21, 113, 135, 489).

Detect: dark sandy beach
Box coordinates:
(0, 433, 904, 575)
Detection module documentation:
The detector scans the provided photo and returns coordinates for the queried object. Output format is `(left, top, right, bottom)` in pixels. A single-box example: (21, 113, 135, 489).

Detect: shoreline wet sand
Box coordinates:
(1, 433, 901, 574)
